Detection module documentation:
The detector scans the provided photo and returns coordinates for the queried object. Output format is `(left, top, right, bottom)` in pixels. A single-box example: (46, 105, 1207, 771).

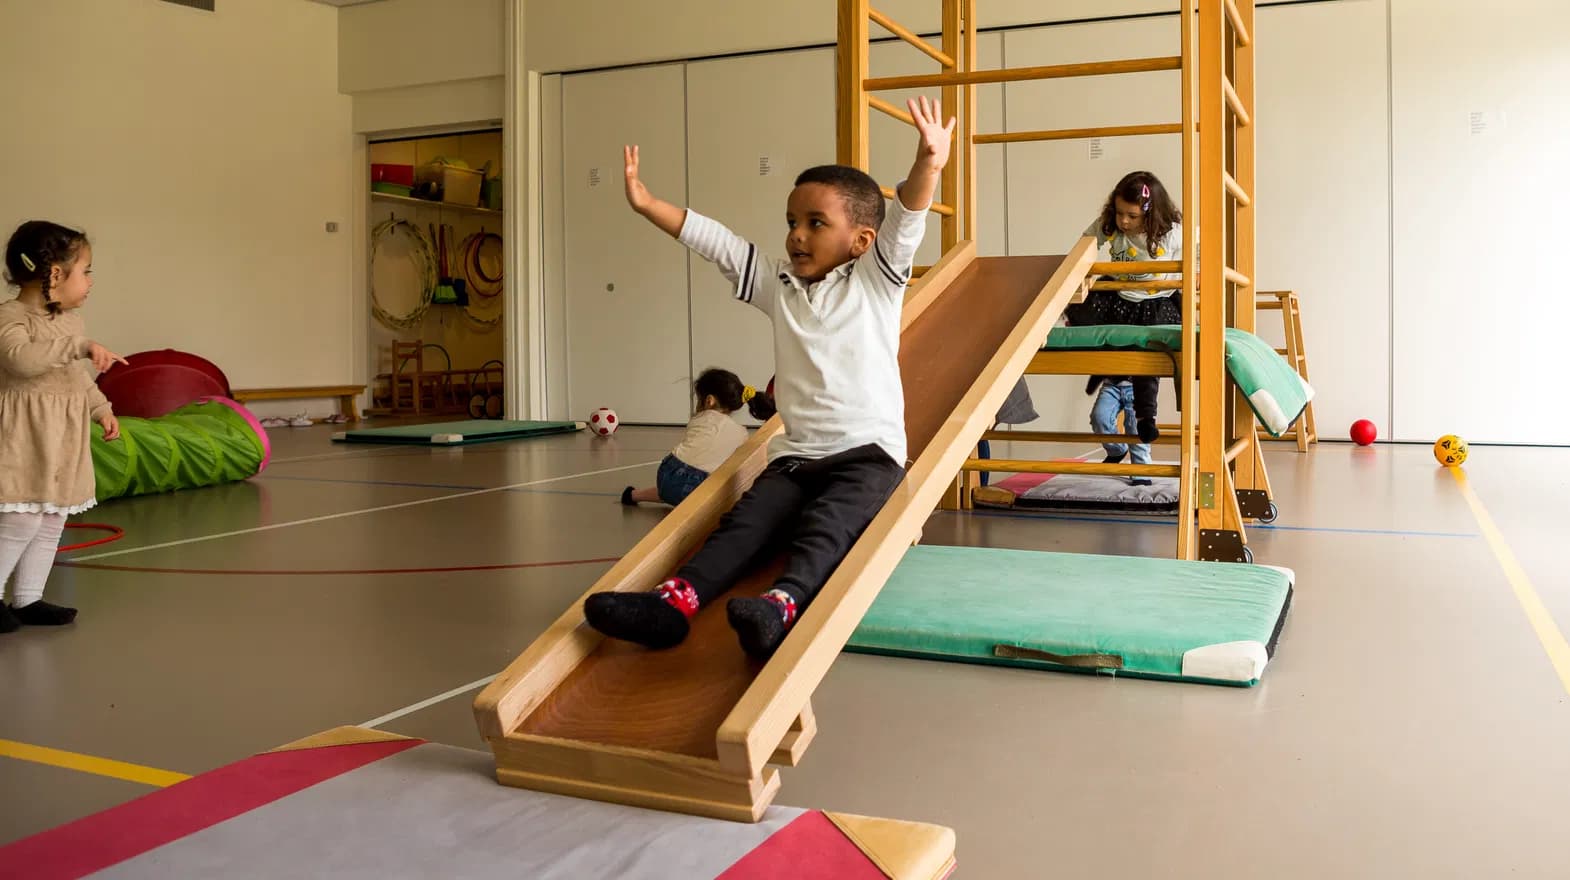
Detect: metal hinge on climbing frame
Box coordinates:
(1199, 529, 1249, 563)
(1235, 489, 1271, 520)
(1198, 472, 1216, 509)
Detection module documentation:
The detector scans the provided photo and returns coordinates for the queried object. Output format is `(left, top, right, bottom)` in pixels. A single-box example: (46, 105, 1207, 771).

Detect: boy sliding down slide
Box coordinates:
(584, 96, 955, 660)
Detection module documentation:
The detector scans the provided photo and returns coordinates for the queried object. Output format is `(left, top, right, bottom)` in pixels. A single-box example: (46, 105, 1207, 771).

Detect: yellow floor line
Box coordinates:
(0, 739, 190, 788)
(1451, 467, 1570, 696)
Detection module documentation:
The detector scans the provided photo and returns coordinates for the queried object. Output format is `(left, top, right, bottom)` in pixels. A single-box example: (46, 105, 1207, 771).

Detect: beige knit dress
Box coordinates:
(0, 298, 112, 515)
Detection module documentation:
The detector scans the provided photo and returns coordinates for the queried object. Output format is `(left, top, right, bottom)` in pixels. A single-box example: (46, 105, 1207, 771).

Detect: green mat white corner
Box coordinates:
(1044, 324, 1313, 436)
(331, 420, 582, 446)
(848, 545, 1292, 686)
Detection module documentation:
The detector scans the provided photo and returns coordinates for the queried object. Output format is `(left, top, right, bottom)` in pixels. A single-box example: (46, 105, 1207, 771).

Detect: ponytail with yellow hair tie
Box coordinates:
(742, 385, 757, 403)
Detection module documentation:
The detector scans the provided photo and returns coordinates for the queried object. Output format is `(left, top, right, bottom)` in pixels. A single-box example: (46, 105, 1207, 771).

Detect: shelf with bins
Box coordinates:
(371, 191, 502, 218)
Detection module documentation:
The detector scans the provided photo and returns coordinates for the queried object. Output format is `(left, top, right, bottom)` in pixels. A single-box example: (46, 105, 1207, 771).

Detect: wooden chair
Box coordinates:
(389, 340, 425, 415)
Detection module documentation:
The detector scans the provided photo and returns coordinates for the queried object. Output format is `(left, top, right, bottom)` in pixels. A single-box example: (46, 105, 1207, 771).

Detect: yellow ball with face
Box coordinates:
(1433, 434, 1468, 467)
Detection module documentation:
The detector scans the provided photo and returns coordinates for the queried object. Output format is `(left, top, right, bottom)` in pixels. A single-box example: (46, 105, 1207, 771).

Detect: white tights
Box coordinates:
(0, 511, 67, 608)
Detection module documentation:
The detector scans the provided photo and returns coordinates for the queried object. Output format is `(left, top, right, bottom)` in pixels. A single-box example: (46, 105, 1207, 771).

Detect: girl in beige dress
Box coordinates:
(1, 221, 126, 633)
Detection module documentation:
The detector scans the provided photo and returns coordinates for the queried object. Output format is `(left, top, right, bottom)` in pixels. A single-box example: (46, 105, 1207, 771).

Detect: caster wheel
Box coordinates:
(484, 394, 503, 419)
(1259, 502, 1279, 524)
(469, 394, 487, 419)
(1242, 546, 1254, 564)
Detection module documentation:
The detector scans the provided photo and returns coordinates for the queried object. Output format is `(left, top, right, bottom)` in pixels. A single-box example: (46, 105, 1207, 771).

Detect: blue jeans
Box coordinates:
(656, 454, 709, 506)
(1090, 381, 1152, 465)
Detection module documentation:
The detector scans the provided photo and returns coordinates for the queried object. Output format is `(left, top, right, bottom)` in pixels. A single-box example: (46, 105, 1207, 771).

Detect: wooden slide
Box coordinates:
(474, 237, 1097, 821)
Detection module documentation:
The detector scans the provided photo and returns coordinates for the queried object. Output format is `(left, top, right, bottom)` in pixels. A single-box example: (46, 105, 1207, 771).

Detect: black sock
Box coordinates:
(583, 591, 689, 649)
(1137, 418, 1160, 443)
(1103, 450, 1127, 464)
(620, 486, 636, 506)
(0, 604, 18, 634)
(726, 590, 797, 661)
(13, 600, 76, 626)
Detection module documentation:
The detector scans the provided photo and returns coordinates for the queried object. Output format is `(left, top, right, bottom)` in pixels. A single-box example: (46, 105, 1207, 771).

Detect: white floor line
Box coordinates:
(360, 674, 497, 729)
(266, 448, 406, 464)
(70, 460, 659, 562)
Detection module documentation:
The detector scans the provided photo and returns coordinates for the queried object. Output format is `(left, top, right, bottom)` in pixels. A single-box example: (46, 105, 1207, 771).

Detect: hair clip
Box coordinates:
(19, 253, 36, 272)
(1141, 184, 1150, 199)
(742, 385, 757, 402)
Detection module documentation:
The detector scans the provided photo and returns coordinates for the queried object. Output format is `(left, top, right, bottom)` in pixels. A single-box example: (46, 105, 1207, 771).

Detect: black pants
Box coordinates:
(1064, 291, 1181, 423)
(677, 443, 905, 608)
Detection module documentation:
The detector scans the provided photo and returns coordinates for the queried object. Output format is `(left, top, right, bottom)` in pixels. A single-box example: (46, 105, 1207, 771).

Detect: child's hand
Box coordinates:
(908, 96, 956, 171)
(88, 342, 128, 374)
(98, 413, 120, 441)
(624, 145, 653, 214)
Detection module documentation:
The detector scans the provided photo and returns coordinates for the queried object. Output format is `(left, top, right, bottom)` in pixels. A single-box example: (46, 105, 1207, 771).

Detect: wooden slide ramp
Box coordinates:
(475, 238, 1096, 821)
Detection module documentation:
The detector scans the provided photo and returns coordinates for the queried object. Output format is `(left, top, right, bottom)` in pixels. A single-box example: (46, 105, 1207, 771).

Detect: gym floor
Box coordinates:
(2, 424, 1568, 878)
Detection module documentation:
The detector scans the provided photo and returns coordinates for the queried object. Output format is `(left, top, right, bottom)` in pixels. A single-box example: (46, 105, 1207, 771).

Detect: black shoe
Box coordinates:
(620, 486, 636, 506)
(0, 604, 18, 634)
(12, 600, 76, 626)
(1136, 418, 1160, 444)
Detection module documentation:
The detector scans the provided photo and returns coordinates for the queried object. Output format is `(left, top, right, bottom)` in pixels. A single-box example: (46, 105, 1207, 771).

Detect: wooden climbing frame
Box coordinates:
(1257, 289, 1317, 451)
(869, 0, 1276, 560)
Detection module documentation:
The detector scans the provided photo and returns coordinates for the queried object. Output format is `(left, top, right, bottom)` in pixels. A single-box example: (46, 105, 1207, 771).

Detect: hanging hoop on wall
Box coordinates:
(370, 217, 438, 331)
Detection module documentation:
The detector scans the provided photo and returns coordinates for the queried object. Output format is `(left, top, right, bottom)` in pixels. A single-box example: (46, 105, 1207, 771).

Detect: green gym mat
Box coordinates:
(847, 545, 1293, 686)
(1044, 324, 1314, 437)
(331, 420, 582, 446)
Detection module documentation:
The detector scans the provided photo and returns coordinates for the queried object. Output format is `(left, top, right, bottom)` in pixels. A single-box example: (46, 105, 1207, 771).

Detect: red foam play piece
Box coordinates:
(0, 739, 421, 880)
(716, 811, 887, 880)
(95, 363, 227, 418)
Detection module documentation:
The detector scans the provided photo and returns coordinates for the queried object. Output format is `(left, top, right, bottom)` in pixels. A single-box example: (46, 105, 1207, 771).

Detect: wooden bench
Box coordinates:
(231, 385, 365, 423)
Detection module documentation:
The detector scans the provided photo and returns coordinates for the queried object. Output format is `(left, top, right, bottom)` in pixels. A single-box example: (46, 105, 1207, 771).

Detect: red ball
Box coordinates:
(1350, 419, 1377, 446)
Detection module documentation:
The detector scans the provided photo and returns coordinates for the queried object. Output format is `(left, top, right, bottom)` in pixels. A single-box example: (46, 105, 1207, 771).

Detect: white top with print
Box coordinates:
(677, 192, 928, 465)
(1084, 219, 1189, 302)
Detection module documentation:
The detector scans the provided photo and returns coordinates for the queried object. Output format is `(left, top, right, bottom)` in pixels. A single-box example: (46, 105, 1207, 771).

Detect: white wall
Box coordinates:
(0, 0, 354, 390)
(1254, 0, 1390, 441)
(338, 0, 505, 135)
(352, 77, 505, 135)
(524, 0, 1173, 73)
(339, 0, 504, 93)
(1390, 0, 1570, 444)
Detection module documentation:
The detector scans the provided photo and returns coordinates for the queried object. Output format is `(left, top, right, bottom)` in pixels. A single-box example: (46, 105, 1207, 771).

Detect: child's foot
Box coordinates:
(12, 600, 76, 626)
(727, 589, 799, 660)
(1129, 476, 1154, 487)
(582, 578, 696, 649)
(0, 604, 18, 634)
(1103, 451, 1126, 465)
(620, 486, 637, 506)
(1136, 418, 1160, 443)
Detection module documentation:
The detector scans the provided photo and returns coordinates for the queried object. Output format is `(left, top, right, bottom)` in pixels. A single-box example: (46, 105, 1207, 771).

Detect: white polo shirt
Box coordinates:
(678, 190, 928, 465)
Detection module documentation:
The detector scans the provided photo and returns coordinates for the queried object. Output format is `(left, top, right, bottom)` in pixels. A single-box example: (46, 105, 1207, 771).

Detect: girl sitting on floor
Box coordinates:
(622, 367, 775, 507)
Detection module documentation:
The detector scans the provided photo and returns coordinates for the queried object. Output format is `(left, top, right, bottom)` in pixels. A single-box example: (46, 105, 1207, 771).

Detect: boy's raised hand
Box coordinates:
(624, 145, 652, 213)
(621, 144, 686, 238)
(908, 95, 956, 171)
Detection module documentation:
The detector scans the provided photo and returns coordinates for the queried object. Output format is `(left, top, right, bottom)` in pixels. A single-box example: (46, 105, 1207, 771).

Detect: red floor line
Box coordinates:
(57, 556, 621, 577)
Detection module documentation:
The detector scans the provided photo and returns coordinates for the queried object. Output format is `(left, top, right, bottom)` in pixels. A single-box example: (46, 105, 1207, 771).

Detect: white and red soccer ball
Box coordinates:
(588, 407, 619, 436)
